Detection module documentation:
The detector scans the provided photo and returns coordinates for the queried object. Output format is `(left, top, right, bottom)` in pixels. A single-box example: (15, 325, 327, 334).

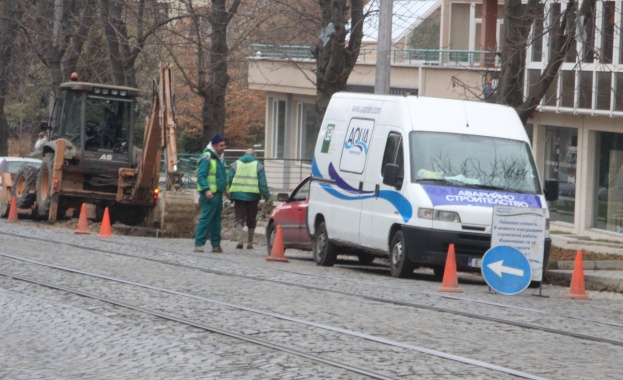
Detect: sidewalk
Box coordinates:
(545, 234, 623, 293)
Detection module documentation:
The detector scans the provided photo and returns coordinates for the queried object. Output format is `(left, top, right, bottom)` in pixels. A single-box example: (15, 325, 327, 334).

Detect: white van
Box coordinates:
(307, 93, 558, 280)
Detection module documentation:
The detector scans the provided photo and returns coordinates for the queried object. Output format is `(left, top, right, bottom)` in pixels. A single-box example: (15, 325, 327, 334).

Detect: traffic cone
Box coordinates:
(74, 203, 90, 234)
(437, 243, 463, 293)
(98, 207, 112, 238)
(7, 197, 18, 223)
(266, 224, 288, 262)
(565, 251, 589, 300)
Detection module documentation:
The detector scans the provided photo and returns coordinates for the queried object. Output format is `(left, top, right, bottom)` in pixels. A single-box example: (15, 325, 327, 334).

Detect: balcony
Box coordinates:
(250, 44, 499, 68)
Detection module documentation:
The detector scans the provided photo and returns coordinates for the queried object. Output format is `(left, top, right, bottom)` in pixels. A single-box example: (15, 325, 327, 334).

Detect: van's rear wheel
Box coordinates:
(389, 230, 415, 278)
(313, 221, 337, 266)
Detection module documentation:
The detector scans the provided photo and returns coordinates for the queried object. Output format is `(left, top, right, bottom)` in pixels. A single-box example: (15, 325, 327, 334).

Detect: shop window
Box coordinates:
(593, 132, 623, 233)
(544, 126, 577, 224)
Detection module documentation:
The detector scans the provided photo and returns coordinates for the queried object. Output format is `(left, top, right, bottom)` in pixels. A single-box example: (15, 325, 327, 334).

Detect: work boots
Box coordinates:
(247, 228, 255, 249)
(235, 224, 244, 249)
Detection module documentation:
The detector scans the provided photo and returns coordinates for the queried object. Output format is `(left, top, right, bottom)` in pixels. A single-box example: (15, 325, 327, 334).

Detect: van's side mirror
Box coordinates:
(383, 164, 402, 189)
(38, 120, 50, 131)
(544, 179, 559, 201)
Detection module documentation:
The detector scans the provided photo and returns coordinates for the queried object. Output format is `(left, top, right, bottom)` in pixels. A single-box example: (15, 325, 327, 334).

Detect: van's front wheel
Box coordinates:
(389, 230, 415, 278)
(313, 221, 337, 266)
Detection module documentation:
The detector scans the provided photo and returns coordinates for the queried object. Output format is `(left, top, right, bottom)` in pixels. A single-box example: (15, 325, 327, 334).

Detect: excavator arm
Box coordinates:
(135, 63, 182, 195)
(118, 63, 197, 236)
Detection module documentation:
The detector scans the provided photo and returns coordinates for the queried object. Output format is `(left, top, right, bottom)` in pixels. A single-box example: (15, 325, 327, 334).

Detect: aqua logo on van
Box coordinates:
(343, 127, 369, 154)
(422, 185, 542, 208)
(312, 159, 413, 222)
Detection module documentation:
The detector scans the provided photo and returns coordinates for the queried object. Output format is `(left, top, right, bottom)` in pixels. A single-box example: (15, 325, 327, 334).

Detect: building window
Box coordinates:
(601, 1, 616, 63)
(616, 73, 623, 111)
(273, 99, 286, 159)
(530, 5, 544, 62)
(593, 132, 623, 233)
(620, 3, 623, 64)
(298, 103, 319, 161)
(544, 126, 577, 224)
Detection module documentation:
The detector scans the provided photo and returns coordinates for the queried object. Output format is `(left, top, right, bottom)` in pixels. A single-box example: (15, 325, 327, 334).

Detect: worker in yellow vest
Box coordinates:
(194, 134, 229, 253)
(228, 148, 271, 249)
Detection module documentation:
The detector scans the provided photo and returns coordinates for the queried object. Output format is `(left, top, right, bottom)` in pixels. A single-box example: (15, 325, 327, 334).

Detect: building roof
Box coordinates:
(361, 0, 442, 43)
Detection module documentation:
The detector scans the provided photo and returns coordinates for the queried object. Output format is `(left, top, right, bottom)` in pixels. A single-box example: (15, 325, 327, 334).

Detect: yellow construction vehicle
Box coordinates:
(7, 63, 196, 236)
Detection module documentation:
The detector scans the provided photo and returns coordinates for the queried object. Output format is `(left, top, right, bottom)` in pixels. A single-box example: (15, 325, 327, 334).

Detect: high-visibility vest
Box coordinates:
(229, 160, 260, 194)
(196, 154, 218, 191)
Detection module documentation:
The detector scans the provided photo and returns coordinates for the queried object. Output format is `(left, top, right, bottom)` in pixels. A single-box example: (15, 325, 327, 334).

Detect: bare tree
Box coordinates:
(313, 0, 365, 118)
(497, 0, 595, 124)
(164, 0, 272, 147)
(31, 0, 95, 114)
(99, 0, 185, 88)
(0, 0, 24, 155)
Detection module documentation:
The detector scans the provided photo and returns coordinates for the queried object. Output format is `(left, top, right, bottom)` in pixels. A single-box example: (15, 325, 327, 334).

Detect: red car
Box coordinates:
(266, 176, 312, 254)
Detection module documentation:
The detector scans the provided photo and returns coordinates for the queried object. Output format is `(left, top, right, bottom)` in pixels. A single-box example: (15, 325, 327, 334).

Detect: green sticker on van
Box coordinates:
(321, 124, 335, 153)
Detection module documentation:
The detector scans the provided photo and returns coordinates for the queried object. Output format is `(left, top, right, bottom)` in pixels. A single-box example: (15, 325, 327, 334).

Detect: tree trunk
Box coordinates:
(497, 0, 538, 110)
(101, 0, 127, 86)
(0, 0, 23, 155)
(314, 0, 364, 122)
(498, 0, 595, 124)
(199, 0, 241, 146)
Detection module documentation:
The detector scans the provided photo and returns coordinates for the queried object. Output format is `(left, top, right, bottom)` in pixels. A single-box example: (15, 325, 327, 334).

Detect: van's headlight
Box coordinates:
(417, 208, 461, 223)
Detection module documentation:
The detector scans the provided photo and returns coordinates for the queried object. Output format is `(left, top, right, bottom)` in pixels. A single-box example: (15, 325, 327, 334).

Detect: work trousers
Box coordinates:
(194, 191, 223, 247)
(234, 199, 259, 229)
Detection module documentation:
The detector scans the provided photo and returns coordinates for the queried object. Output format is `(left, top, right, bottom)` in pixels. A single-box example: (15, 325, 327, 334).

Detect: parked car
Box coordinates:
(266, 176, 312, 254)
(0, 157, 42, 217)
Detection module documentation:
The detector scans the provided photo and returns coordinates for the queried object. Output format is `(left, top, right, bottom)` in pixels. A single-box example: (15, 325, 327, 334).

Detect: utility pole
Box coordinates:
(375, 0, 393, 94)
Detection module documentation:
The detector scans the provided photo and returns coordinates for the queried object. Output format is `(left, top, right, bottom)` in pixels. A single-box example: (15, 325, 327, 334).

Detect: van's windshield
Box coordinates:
(409, 131, 541, 194)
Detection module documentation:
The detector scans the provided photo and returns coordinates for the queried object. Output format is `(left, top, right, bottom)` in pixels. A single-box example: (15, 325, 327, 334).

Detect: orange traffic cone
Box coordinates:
(74, 203, 90, 234)
(437, 243, 463, 293)
(7, 197, 18, 223)
(565, 251, 589, 300)
(266, 224, 288, 262)
(98, 207, 112, 238)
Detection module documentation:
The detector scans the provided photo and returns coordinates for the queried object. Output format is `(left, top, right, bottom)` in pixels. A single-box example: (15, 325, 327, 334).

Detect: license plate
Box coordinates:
(468, 258, 482, 268)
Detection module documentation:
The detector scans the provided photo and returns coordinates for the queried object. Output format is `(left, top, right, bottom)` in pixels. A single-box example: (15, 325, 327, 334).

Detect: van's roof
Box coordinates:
(330, 93, 529, 143)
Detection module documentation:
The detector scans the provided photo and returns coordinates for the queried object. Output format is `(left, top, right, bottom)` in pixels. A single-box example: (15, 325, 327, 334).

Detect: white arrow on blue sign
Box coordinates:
(481, 245, 532, 295)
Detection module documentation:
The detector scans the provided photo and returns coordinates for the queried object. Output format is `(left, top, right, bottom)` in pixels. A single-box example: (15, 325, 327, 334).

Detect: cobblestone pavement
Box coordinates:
(1, 220, 623, 379)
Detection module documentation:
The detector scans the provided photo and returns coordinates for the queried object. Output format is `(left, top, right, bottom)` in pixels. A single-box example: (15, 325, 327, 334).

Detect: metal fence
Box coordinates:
(250, 43, 499, 68)
(163, 150, 311, 196)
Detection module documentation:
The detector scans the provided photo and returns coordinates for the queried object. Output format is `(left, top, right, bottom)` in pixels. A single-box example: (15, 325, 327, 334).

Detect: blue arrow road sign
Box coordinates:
(481, 246, 532, 295)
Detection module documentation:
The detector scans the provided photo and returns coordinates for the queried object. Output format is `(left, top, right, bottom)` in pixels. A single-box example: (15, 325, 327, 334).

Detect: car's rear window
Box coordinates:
(4, 161, 41, 173)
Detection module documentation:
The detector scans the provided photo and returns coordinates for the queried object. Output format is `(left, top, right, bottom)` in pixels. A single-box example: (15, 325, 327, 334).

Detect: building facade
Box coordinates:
(247, 0, 623, 241)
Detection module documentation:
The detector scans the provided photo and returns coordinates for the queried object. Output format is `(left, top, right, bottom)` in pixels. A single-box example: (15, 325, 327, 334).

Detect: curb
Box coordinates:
(546, 270, 623, 293)
(549, 260, 623, 270)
